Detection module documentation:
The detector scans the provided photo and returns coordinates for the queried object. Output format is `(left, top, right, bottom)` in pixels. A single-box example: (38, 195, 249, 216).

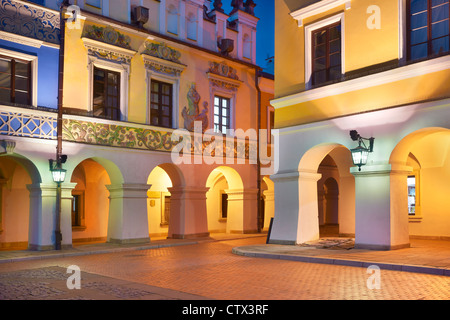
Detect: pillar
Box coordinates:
(352, 164, 411, 250)
(106, 183, 150, 244)
(225, 188, 259, 234)
(167, 186, 209, 239)
(60, 182, 77, 249)
(27, 183, 56, 251)
(269, 170, 322, 245)
(262, 190, 274, 231)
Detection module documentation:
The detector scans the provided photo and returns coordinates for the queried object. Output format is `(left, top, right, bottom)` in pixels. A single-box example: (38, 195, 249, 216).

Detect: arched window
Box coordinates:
(243, 33, 252, 59)
(186, 12, 197, 41)
(167, 4, 178, 35)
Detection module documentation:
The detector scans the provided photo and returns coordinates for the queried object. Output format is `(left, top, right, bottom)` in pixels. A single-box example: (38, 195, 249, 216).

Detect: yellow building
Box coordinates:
(270, 0, 450, 249)
(0, 0, 274, 250)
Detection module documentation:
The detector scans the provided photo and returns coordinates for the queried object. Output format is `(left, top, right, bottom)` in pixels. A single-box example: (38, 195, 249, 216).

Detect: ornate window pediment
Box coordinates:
(141, 42, 186, 76)
(207, 61, 242, 92)
(82, 37, 136, 65)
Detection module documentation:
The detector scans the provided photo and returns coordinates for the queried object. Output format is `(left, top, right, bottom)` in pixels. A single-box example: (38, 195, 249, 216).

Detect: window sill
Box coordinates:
(408, 216, 422, 222)
(72, 226, 87, 231)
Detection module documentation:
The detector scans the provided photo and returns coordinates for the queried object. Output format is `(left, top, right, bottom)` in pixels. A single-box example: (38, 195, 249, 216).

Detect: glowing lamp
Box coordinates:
(350, 130, 374, 171)
(49, 156, 68, 183)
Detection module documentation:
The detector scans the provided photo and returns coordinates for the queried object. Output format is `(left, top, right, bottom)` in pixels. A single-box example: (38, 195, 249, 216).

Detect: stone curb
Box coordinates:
(0, 241, 199, 264)
(232, 248, 450, 277)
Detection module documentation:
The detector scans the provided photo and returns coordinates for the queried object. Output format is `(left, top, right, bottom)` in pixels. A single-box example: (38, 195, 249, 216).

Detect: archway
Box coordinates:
(70, 159, 112, 245)
(317, 155, 340, 237)
(390, 128, 450, 240)
(206, 166, 246, 234)
(262, 176, 274, 231)
(0, 154, 41, 250)
(297, 143, 355, 243)
(147, 165, 174, 239)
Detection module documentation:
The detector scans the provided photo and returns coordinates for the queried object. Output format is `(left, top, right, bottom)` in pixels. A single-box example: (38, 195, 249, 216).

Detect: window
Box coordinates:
(214, 96, 231, 134)
(71, 192, 85, 228)
(93, 67, 121, 120)
(0, 55, 31, 105)
(162, 195, 171, 225)
(221, 193, 228, 219)
(167, 5, 178, 35)
(187, 12, 197, 41)
(311, 23, 342, 86)
(408, 0, 450, 61)
(407, 175, 416, 215)
(150, 80, 173, 128)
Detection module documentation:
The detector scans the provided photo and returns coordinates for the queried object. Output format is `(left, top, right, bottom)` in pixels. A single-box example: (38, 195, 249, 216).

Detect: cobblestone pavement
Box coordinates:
(0, 236, 449, 301)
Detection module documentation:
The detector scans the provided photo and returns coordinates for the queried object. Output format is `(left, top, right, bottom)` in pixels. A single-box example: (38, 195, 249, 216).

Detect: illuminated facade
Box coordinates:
(0, 0, 275, 250)
(270, 0, 450, 249)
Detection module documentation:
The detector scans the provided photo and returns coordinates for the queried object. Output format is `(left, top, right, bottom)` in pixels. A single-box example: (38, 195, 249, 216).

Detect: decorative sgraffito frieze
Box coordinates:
(142, 42, 181, 64)
(83, 37, 135, 64)
(83, 25, 132, 50)
(62, 117, 252, 160)
(0, 0, 60, 45)
(62, 119, 175, 151)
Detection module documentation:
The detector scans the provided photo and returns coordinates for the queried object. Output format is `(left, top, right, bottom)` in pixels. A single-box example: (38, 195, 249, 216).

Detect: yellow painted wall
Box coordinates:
(63, 18, 258, 131)
(276, 68, 450, 128)
(0, 158, 31, 248)
(71, 160, 111, 242)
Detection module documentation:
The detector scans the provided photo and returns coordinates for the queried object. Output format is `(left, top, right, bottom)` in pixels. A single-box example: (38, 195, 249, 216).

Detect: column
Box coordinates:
(225, 188, 259, 234)
(352, 164, 411, 250)
(60, 182, 77, 249)
(106, 183, 150, 244)
(27, 183, 57, 251)
(262, 190, 274, 231)
(269, 170, 322, 245)
(167, 186, 209, 239)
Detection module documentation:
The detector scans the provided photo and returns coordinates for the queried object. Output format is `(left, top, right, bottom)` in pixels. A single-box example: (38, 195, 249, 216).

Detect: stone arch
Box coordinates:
(205, 166, 254, 234)
(0, 153, 41, 250)
(295, 143, 355, 243)
(147, 163, 185, 239)
(69, 158, 112, 245)
(389, 127, 450, 240)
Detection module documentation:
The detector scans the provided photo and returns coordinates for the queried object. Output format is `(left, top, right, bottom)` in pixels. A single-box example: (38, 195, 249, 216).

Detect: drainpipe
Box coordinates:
(54, 0, 69, 250)
(255, 66, 262, 233)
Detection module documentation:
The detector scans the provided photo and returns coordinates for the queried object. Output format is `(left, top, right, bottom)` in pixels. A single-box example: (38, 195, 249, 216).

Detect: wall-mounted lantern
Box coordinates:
(350, 130, 374, 171)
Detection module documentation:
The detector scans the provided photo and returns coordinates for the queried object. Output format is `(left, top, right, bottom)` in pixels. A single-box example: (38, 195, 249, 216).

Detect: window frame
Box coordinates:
(0, 48, 37, 107)
(149, 79, 174, 129)
(213, 95, 231, 134)
(145, 70, 180, 129)
(304, 13, 345, 89)
(406, 0, 450, 62)
(311, 22, 342, 87)
(87, 55, 129, 122)
(92, 66, 121, 121)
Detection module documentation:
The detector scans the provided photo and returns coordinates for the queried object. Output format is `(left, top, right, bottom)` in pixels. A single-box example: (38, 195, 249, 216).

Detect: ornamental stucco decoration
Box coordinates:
(142, 42, 181, 63)
(83, 25, 132, 50)
(208, 61, 239, 80)
(182, 83, 209, 133)
(0, 0, 60, 44)
(83, 38, 135, 64)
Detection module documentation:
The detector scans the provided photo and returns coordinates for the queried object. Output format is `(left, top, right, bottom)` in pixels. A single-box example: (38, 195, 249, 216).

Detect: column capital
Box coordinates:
(106, 183, 150, 199)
